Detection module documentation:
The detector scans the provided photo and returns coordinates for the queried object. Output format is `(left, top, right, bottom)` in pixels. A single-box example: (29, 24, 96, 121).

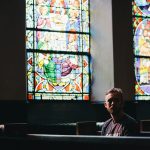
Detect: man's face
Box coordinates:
(104, 93, 123, 115)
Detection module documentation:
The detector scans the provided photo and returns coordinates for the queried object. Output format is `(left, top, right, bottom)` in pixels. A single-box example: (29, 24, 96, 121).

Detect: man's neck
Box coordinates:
(111, 111, 125, 123)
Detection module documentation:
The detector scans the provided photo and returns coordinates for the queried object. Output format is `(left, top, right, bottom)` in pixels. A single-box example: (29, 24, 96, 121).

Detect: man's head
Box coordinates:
(104, 88, 124, 115)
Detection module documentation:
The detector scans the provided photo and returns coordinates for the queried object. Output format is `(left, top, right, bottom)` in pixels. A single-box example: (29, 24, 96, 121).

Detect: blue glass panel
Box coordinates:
(133, 18, 150, 56)
(135, 57, 150, 96)
(26, 4, 34, 28)
(26, 30, 34, 49)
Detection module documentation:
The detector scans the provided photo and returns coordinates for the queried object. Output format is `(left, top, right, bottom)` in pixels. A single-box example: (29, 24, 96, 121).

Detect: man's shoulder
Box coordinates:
(101, 118, 113, 135)
(123, 113, 139, 130)
(123, 113, 138, 124)
(122, 113, 140, 136)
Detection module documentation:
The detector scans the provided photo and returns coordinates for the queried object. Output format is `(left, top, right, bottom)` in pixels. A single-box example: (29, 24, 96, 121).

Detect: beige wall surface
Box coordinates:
(91, 0, 114, 101)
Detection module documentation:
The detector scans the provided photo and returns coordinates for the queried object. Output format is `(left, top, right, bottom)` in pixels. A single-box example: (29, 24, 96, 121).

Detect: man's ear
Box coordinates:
(104, 102, 107, 108)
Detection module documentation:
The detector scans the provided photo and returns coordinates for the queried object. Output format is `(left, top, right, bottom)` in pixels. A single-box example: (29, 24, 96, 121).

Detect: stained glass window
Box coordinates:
(26, 0, 90, 101)
(133, 0, 150, 100)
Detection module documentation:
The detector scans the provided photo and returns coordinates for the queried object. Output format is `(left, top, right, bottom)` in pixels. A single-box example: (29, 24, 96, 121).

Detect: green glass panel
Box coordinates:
(33, 53, 89, 94)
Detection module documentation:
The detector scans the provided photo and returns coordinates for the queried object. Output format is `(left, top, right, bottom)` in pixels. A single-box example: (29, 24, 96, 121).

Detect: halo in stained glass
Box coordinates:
(133, 18, 150, 56)
(35, 7, 82, 31)
(135, 57, 150, 96)
(34, 0, 89, 32)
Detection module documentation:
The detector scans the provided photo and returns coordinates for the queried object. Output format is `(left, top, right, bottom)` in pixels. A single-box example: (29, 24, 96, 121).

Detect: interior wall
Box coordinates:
(91, 0, 135, 101)
(91, 0, 114, 101)
(112, 0, 135, 100)
(0, 1, 26, 100)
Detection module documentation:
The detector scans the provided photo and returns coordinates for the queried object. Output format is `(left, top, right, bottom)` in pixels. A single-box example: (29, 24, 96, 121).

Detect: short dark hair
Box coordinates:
(105, 88, 123, 101)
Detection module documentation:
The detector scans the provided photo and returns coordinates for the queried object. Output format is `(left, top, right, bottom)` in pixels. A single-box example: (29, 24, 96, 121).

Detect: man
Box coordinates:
(101, 88, 139, 136)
